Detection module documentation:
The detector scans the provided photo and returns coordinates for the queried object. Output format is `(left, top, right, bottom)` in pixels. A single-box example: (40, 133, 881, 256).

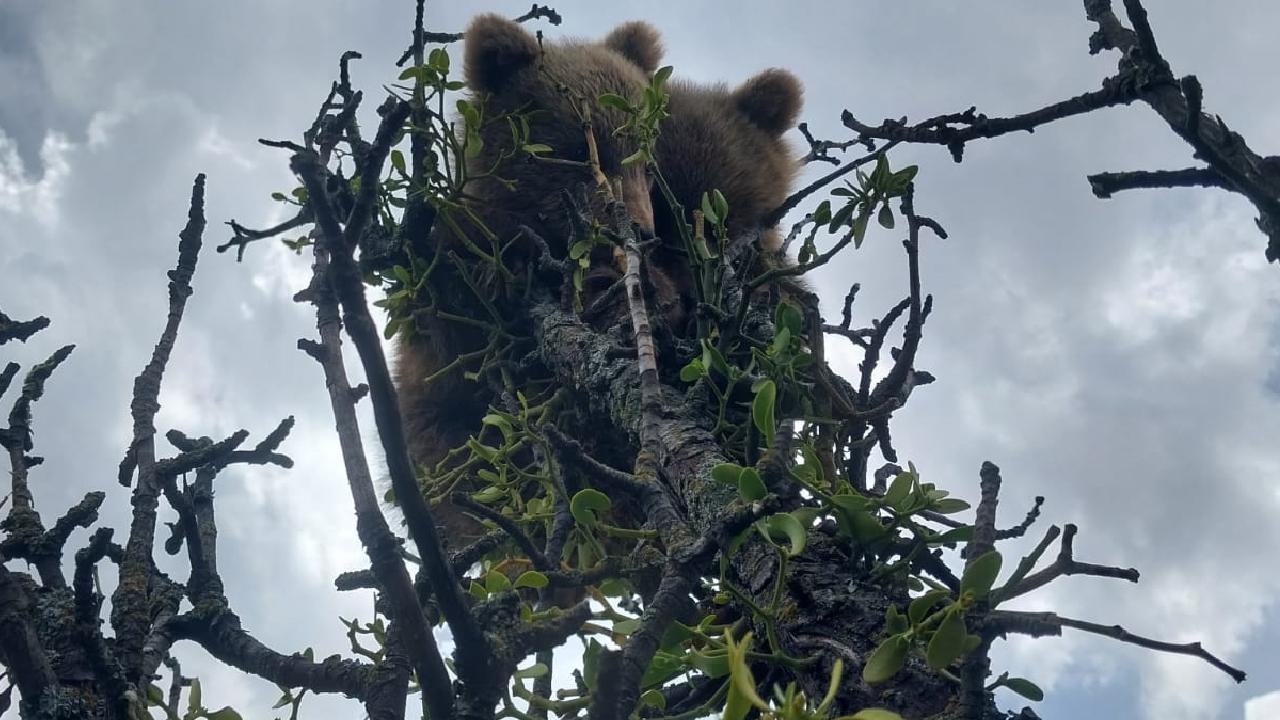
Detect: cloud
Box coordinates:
(1246, 690, 1280, 720)
(4, 3, 1279, 719)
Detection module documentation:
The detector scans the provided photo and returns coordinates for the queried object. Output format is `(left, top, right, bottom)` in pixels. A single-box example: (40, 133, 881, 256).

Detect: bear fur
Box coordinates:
(652, 69, 804, 264)
(394, 15, 666, 545)
(579, 56, 807, 324)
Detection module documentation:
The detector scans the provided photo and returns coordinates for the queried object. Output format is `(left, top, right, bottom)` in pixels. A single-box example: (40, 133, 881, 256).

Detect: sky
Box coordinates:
(2, 1, 1279, 719)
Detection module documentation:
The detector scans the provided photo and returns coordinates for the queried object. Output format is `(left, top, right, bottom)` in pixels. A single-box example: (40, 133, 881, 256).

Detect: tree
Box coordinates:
(0, 1, 1269, 718)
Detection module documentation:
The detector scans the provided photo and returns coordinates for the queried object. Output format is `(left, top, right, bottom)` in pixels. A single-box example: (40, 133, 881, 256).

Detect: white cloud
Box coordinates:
(0, 128, 72, 227)
(1246, 690, 1280, 720)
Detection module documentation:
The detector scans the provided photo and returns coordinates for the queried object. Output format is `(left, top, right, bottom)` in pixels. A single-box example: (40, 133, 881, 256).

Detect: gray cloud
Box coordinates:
(2, 2, 1278, 718)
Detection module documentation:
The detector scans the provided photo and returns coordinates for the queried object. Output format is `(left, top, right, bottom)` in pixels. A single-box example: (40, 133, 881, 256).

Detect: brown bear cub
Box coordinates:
(598, 51, 806, 322)
(654, 69, 804, 259)
(395, 16, 806, 554)
(394, 16, 667, 545)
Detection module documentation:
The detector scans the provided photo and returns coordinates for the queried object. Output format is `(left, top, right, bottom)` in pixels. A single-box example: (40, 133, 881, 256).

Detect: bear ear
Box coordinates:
(604, 21, 664, 74)
(732, 69, 804, 136)
(465, 14, 540, 92)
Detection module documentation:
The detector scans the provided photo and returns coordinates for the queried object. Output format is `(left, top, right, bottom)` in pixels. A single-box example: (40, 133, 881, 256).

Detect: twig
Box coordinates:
(989, 609, 1246, 683)
(995, 496, 1045, 541)
(291, 99, 489, 684)
(765, 142, 899, 227)
(995, 523, 1139, 604)
(1088, 167, 1229, 197)
(296, 239, 453, 718)
(797, 122, 863, 165)
(0, 312, 50, 346)
(452, 492, 552, 571)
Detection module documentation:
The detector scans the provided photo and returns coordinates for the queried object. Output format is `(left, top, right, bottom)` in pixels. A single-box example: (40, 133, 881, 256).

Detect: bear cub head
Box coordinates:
(653, 69, 804, 256)
(462, 15, 665, 252)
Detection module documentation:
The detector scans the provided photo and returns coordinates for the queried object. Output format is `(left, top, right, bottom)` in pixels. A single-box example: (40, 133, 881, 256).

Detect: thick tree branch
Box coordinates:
(111, 174, 206, 684)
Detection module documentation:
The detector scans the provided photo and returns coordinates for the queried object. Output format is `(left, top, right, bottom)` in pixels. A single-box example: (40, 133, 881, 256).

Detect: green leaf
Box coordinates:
(724, 682, 752, 720)
(870, 153, 890, 186)
(770, 326, 791, 356)
(622, 149, 648, 165)
(724, 632, 770, 716)
(430, 47, 450, 74)
(514, 571, 549, 589)
(485, 570, 512, 593)
(908, 589, 952, 625)
(882, 472, 914, 509)
(884, 605, 909, 635)
(189, 678, 202, 714)
(1002, 677, 1045, 701)
(515, 663, 549, 679)
(700, 192, 720, 226)
(583, 639, 603, 690)
(890, 165, 918, 192)
(877, 203, 895, 229)
(456, 99, 481, 130)
(701, 345, 729, 378)
(687, 649, 731, 678)
(862, 634, 909, 684)
(775, 301, 804, 336)
(738, 467, 767, 502)
(481, 413, 514, 442)
(522, 142, 554, 154)
(471, 484, 505, 504)
(812, 199, 832, 225)
(960, 550, 1003, 600)
(640, 689, 667, 709)
(612, 618, 641, 635)
(206, 709, 243, 720)
(852, 209, 871, 248)
(925, 608, 967, 669)
(653, 65, 674, 88)
(711, 463, 743, 486)
(570, 489, 612, 527)
(830, 493, 869, 513)
(829, 201, 856, 232)
(752, 379, 777, 437)
(712, 188, 729, 223)
(932, 498, 971, 514)
(840, 507, 887, 543)
(933, 525, 975, 544)
(598, 92, 632, 112)
(764, 512, 807, 556)
(817, 657, 844, 715)
(679, 358, 705, 382)
(846, 710, 904, 720)
(640, 651, 685, 688)
(794, 445, 822, 485)
(390, 149, 407, 175)
(145, 684, 164, 705)
(469, 581, 488, 601)
(467, 437, 500, 463)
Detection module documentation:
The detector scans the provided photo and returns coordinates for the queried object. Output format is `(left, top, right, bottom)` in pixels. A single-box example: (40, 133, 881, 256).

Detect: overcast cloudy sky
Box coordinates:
(2, 1, 1279, 719)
